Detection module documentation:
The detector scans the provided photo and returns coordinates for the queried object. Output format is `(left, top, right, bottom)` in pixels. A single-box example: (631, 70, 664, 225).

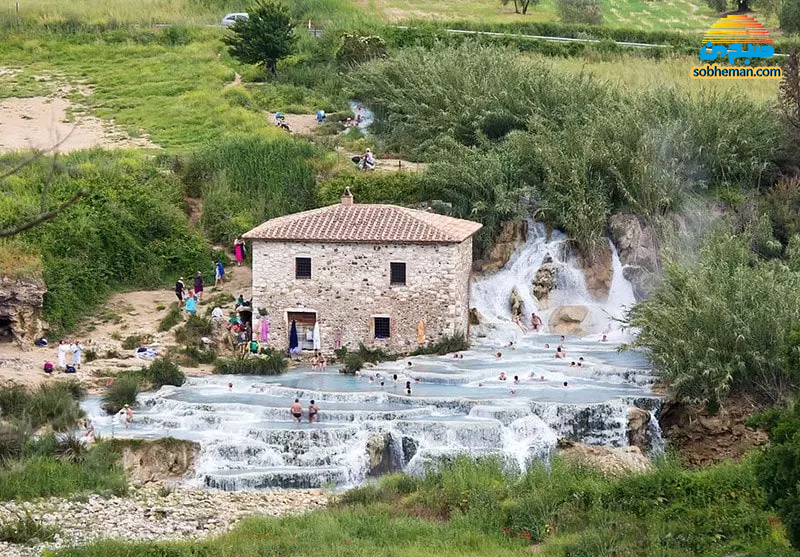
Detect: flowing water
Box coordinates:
(83, 223, 659, 490)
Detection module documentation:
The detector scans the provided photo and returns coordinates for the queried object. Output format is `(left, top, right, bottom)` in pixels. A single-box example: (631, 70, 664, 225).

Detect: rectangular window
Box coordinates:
(295, 257, 311, 279)
(374, 317, 391, 339)
(390, 262, 406, 286)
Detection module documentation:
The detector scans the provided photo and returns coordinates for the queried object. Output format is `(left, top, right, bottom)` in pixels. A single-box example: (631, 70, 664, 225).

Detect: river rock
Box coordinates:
(0, 275, 46, 348)
(474, 220, 527, 273)
(509, 287, 524, 318)
(608, 214, 659, 300)
(577, 243, 612, 302)
(559, 441, 651, 476)
(548, 305, 589, 335)
(401, 436, 418, 464)
(468, 307, 482, 325)
(366, 433, 396, 476)
(532, 256, 558, 306)
(0, 485, 327, 557)
(627, 407, 651, 452)
(118, 438, 199, 485)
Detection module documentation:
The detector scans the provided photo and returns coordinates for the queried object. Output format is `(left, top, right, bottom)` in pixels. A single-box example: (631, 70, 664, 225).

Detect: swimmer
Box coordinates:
(560, 335, 566, 343)
(510, 389, 516, 395)
(570, 361, 576, 367)
(355, 371, 361, 378)
(478, 382, 484, 387)
(555, 346, 565, 359)
(452, 353, 460, 359)
(228, 382, 233, 392)
(414, 377, 420, 383)
(392, 374, 398, 382)
(407, 362, 413, 368)
(459, 354, 464, 359)
(577, 362, 582, 367)
(380, 381, 385, 388)
(540, 375, 545, 381)
(368, 376, 374, 383)
(499, 372, 507, 381)
(513, 375, 520, 384)
(601, 334, 608, 342)
(544, 344, 550, 349)
(496, 352, 502, 359)
(563, 381, 568, 387)
(405, 380, 412, 396)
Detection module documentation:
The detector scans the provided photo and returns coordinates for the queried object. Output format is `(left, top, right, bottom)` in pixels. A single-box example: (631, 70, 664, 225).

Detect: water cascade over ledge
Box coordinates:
(83, 223, 660, 490)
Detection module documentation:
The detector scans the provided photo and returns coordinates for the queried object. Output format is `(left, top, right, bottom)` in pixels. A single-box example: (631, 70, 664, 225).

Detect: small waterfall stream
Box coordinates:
(83, 222, 660, 490)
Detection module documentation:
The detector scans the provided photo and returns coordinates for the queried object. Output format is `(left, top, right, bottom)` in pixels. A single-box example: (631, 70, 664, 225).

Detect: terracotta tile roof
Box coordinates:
(243, 203, 482, 245)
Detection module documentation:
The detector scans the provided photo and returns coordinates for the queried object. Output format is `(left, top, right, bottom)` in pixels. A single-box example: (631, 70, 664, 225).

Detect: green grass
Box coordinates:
(0, 381, 85, 432)
(0, 512, 60, 544)
(363, 0, 725, 31)
(0, 443, 127, 501)
(52, 457, 800, 557)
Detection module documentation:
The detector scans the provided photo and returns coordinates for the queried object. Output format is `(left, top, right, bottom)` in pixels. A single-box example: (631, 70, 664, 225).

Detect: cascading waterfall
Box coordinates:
(82, 222, 661, 490)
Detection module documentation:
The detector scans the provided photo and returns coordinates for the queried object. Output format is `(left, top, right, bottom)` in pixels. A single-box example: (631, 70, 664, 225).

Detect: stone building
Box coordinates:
(243, 189, 482, 353)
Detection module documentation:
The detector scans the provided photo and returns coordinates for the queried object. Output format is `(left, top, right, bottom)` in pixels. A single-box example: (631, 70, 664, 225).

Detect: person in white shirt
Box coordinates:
(72, 340, 84, 368)
(57, 340, 69, 370)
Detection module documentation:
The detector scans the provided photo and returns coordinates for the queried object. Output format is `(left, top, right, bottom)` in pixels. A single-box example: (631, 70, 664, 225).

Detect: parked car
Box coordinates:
(221, 13, 248, 26)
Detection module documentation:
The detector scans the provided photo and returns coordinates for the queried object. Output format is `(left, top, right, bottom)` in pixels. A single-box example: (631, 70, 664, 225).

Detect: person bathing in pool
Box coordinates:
(290, 398, 303, 423)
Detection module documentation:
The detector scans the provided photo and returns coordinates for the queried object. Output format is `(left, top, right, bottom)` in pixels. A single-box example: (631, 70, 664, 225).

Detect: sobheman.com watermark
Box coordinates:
(691, 14, 782, 79)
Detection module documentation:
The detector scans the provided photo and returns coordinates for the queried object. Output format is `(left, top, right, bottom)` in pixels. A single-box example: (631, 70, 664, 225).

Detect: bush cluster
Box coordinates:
(179, 136, 324, 243)
(627, 226, 800, 408)
(351, 43, 780, 255)
(214, 351, 288, 375)
(0, 151, 211, 333)
(555, 0, 603, 25)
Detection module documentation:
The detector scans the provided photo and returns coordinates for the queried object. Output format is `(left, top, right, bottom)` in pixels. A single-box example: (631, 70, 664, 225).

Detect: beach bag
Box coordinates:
(65, 365, 77, 374)
(44, 361, 53, 373)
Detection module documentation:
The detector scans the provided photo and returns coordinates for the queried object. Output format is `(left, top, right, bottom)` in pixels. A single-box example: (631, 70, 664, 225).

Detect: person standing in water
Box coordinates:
(290, 398, 303, 423)
(405, 381, 412, 395)
(308, 400, 319, 423)
(530, 313, 543, 332)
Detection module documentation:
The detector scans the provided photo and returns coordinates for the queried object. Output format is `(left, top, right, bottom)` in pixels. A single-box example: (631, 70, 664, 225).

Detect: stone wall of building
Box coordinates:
(250, 240, 474, 353)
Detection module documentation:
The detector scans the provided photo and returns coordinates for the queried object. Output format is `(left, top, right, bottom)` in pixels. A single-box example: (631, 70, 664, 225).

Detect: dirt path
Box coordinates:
(0, 97, 157, 153)
(0, 262, 252, 391)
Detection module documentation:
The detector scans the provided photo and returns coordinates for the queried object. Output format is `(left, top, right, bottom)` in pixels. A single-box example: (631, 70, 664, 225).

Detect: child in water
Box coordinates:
(405, 381, 412, 395)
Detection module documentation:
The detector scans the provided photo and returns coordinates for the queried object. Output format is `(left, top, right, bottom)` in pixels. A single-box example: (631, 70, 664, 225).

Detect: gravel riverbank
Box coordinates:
(0, 485, 328, 557)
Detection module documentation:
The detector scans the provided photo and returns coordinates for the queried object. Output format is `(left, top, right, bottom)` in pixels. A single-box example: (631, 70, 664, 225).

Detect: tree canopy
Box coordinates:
(222, 1, 296, 75)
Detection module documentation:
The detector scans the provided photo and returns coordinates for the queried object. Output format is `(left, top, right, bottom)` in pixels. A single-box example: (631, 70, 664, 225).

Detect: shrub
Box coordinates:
(144, 358, 186, 388)
(342, 353, 364, 374)
(214, 351, 288, 375)
(0, 512, 59, 544)
(782, 0, 800, 34)
(121, 333, 153, 350)
(335, 33, 388, 65)
(752, 398, 800, 549)
(180, 137, 323, 243)
(174, 315, 213, 345)
(626, 226, 800, 407)
(158, 303, 182, 332)
(555, 0, 603, 25)
(317, 172, 422, 206)
(178, 346, 218, 366)
(0, 150, 211, 334)
(411, 333, 469, 356)
(102, 375, 140, 414)
(222, 0, 296, 75)
(54, 434, 89, 464)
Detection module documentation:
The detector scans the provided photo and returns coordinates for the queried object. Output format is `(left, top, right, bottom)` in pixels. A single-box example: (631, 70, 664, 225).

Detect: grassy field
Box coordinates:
(2, 0, 773, 32)
(357, 0, 726, 31)
(537, 53, 782, 102)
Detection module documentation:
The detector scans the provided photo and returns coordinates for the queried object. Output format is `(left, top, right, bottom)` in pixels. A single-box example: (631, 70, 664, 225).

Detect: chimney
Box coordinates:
(341, 187, 354, 206)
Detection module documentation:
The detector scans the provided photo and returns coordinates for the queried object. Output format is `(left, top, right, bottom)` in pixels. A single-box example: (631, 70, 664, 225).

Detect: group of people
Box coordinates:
(290, 398, 319, 424)
(362, 367, 417, 395)
(45, 339, 85, 374)
(513, 312, 544, 333)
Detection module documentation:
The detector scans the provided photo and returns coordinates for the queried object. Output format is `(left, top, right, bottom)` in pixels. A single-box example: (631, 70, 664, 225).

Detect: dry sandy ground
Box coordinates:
(0, 263, 252, 390)
(0, 97, 156, 153)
